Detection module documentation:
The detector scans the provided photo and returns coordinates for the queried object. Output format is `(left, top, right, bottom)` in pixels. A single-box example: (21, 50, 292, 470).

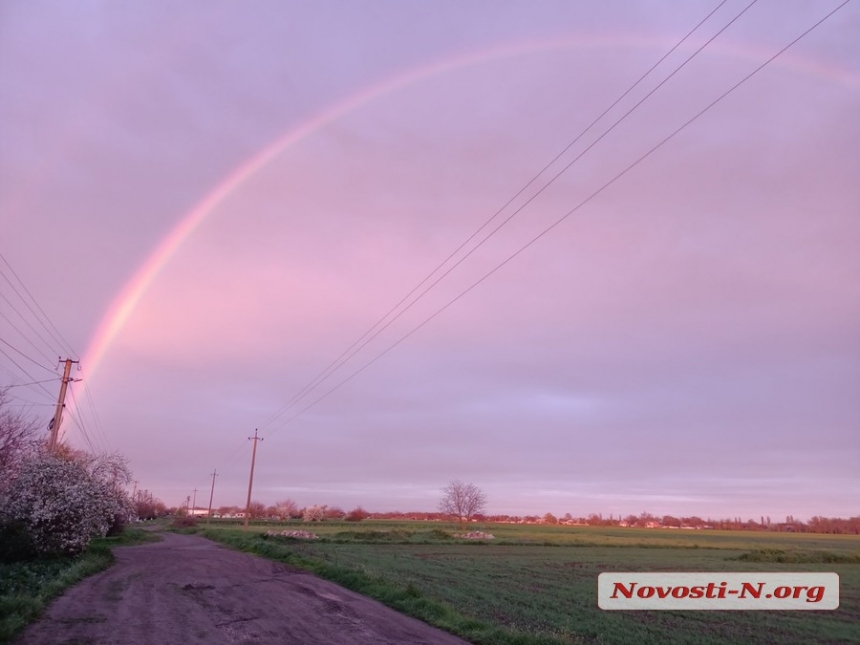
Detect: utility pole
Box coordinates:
(132, 480, 138, 501)
(191, 488, 198, 516)
(207, 469, 218, 518)
(244, 429, 263, 530)
(49, 358, 78, 450)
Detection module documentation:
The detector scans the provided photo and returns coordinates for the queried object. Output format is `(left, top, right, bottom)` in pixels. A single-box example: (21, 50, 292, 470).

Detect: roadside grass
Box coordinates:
(203, 523, 860, 645)
(203, 527, 569, 645)
(0, 527, 159, 644)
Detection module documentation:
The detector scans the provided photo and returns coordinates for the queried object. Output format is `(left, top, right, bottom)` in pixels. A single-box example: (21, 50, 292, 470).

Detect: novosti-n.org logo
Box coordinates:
(598, 572, 839, 610)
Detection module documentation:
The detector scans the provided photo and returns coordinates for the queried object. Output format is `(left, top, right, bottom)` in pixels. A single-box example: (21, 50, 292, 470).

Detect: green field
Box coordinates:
(202, 521, 860, 645)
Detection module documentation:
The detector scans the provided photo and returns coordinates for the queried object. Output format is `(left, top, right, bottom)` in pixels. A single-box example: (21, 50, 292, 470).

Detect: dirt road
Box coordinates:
(16, 531, 471, 645)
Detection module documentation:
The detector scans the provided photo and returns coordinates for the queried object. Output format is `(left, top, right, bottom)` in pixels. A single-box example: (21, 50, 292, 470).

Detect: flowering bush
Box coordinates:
(302, 505, 326, 522)
(79, 451, 135, 536)
(0, 389, 39, 480)
(0, 450, 134, 556)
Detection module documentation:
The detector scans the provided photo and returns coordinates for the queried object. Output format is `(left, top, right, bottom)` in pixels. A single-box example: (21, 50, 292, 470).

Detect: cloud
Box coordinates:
(2, 1, 858, 519)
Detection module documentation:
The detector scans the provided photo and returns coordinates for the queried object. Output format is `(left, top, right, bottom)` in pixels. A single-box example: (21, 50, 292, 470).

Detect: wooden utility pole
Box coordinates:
(244, 429, 262, 530)
(191, 488, 198, 516)
(207, 469, 218, 518)
(49, 358, 78, 450)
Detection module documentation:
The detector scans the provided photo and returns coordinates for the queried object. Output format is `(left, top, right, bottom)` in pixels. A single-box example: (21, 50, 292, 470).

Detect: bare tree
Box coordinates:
(439, 480, 487, 529)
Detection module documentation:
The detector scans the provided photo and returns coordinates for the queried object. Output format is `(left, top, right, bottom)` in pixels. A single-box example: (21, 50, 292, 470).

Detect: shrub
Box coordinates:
(345, 507, 370, 522)
(303, 505, 326, 522)
(171, 516, 198, 529)
(0, 450, 134, 557)
(428, 528, 453, 540)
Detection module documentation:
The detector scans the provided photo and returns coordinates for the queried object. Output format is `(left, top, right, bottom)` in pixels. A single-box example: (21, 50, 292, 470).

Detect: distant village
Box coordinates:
(156, 500, 860, 535)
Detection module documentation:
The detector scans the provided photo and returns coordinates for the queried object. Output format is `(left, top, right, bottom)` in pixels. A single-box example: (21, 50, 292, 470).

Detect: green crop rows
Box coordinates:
(204, 521, 860, 645)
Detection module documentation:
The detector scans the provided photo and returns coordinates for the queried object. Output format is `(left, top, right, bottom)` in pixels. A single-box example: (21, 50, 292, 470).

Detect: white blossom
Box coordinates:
(0, 450, 134, 556)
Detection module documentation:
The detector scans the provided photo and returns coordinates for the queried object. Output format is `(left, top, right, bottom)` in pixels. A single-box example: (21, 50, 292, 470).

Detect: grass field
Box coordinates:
(202, 520, 860, 645)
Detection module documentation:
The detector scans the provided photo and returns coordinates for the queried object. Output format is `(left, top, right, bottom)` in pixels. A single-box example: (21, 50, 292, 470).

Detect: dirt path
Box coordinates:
(16, 531, 471, 645)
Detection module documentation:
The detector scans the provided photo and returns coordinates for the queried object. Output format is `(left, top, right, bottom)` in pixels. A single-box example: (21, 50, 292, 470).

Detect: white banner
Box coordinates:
(598, 572, 839, 610)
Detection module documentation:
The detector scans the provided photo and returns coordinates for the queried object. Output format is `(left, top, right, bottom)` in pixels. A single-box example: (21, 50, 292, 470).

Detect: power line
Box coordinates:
(213, 437, 253, 479)
(201, 0, 740, 482)
(267, 0, 851, 434)
(82, 383, 112, 452)
(258, 0, 748, 431)
(64, 403, 97, 453)
(69, 378, 106, 452)
(2, 402, 54, 409)
(0, 346, 55, 399)
(0, 308, 58, 366)
(3, 377, 61, 388)
(0, 291, 62, 360)
(0, 251, 78, 358)
(0, 335, 57, 375)
(67, 385, 98, 452)
(2, 391, 55, 406)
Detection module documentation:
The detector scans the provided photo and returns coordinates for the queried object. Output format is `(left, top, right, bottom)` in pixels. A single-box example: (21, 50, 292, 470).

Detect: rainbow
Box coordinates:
(79, 33, 858, 389)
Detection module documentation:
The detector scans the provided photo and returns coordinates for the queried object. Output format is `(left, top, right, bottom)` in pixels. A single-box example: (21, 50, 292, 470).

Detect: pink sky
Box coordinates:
(1, 1, 858, 520)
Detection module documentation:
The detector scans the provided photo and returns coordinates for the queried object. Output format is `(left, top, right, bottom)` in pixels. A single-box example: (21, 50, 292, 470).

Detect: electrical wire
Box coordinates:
(217, 0, 757, 485)
(69, 383, 107, 453)
(82, 383, 112, 452)
(193, 0, 850, 488)
(3, 377, 61, 388)
(255, 1, 722, 429)
(195, 0, 738, 492)
(0, 308, 59, 366)
(0, 346, 55, 399)
(2, 391, 55, 406)
(258, 0, 751, 431)
(0, 251, 78, 359)
(64, 403, 97, 453)
(0, 290, 62, 359)
(2, 402, 53, 409)
(215, 437, 253, 474)
(0, 335, 57, 375)
(267, 0, 852, 434)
